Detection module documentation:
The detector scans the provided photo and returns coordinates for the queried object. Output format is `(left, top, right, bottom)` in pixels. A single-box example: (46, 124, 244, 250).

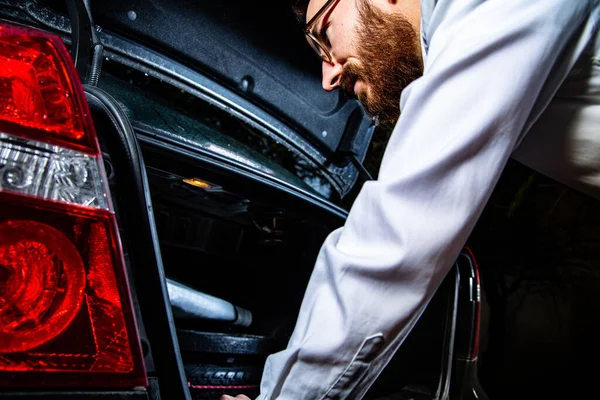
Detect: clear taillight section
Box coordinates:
(0, 23, 146, 388)
(0, 133, 106, 208)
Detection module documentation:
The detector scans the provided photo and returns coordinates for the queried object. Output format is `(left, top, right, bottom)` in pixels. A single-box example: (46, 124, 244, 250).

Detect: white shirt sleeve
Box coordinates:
(258, 0, 596, 398)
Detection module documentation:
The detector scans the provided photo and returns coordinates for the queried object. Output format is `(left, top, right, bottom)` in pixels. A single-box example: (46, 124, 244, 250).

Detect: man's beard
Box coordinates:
(339, 0, 424, 125)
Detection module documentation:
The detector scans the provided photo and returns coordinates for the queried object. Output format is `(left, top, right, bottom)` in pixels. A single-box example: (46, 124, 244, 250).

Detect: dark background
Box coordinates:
(361, 126, 600, 399)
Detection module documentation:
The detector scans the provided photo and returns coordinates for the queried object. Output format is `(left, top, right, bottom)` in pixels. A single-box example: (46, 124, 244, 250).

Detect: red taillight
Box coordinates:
(0, 23, 146, 388)
(0, 220, 86, 354)
(0, 24, 96, 154)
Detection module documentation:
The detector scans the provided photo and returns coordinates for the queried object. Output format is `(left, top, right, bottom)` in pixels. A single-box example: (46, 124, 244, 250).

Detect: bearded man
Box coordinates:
(222, 0, 600, 398)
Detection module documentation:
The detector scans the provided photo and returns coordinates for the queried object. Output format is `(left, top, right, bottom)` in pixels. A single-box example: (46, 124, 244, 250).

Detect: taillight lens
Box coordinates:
(0, 24, 96, 153)
(0, 23, 146, 388)
(0, 219, 86, 354)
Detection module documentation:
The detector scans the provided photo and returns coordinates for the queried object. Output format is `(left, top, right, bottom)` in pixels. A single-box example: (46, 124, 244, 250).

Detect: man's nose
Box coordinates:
(322, 60, 343, 91)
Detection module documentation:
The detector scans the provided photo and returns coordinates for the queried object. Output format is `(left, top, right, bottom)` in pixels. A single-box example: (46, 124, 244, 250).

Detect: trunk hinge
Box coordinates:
(66, 0, 103, 86)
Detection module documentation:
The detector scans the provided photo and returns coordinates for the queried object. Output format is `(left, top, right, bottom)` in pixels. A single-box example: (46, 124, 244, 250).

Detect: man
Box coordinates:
(222, 0, 600, 398)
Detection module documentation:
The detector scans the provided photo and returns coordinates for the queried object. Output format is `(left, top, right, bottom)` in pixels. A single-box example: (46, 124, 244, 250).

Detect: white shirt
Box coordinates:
(258, 0, 600, 398)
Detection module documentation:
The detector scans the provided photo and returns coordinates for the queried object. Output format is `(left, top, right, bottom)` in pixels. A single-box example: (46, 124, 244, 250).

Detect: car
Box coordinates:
(0, 0, 489, 399)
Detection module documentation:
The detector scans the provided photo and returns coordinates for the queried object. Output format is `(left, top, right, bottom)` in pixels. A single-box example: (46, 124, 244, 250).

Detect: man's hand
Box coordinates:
(219, 395, 251, 400)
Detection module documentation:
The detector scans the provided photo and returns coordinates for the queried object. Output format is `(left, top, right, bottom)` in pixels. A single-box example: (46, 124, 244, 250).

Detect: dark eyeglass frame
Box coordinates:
(304, 0, 340, 63)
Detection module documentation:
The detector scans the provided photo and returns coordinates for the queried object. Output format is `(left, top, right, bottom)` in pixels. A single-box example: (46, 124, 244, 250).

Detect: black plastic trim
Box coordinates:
(84, 85, 191, 400)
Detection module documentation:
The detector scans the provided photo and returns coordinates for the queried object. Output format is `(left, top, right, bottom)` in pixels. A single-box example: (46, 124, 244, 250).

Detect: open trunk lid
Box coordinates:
(85, 0, 375, 158)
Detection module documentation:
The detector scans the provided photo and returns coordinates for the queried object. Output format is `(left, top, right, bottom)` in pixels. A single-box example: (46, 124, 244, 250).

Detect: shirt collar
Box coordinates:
(420, 0, 437, 56)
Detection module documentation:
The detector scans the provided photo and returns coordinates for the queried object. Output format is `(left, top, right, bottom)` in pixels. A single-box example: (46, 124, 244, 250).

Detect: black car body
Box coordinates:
(0, 1, 488, 399)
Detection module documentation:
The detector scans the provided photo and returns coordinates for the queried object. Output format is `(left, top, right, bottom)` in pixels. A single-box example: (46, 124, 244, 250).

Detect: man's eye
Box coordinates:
(324, 31, 331, 49)
(320, 22, 332, 49)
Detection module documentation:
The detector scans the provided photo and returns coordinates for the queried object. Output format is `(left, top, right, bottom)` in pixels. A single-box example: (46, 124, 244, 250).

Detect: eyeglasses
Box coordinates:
(304, 0, 340, 63)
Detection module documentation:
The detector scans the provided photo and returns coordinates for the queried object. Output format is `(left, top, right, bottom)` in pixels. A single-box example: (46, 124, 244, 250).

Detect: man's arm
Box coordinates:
(259, 0, 596, 398)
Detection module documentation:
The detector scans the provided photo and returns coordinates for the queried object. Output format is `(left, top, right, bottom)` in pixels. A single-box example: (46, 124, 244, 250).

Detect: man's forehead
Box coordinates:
(306, 0, 329, 23)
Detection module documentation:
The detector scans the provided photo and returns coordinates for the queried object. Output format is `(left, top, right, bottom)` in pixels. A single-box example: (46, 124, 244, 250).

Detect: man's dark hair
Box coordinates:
(290, 0, 310, 24)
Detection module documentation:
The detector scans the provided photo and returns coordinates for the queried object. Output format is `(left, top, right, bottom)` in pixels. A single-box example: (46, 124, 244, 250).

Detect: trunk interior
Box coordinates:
(142, 145, 343, 339)
(92, 59, 456, 399)
(138, 144, 455, 400)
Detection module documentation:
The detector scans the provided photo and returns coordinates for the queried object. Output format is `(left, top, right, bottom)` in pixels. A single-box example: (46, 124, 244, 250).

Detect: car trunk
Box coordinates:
(90, 50, 455, 400)
(0, 1, 459, 399)
(136, 137, 457, 400)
